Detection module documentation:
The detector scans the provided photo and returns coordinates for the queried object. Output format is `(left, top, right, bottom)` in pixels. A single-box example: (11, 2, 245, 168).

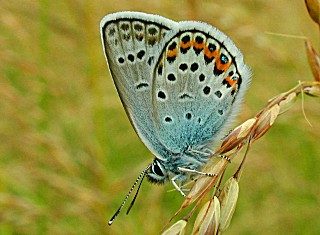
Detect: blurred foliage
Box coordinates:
(0, 0, 319, 234)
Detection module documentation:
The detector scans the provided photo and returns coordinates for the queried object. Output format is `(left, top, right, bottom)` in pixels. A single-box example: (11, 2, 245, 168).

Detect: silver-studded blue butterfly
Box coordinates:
(100, 11, 251, 225)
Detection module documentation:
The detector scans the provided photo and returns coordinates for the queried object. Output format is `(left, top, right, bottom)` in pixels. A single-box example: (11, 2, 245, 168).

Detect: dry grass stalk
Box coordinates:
(162, 80, 319, 234)
(162, 9, 320, 231)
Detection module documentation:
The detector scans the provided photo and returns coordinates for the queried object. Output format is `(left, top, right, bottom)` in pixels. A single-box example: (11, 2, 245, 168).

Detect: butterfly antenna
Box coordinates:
(108, 164, 151, 225)
(126, 167, 147, 215)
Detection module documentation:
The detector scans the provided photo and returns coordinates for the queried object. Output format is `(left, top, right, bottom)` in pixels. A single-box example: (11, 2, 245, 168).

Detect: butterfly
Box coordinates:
(100, 11, 251, 225)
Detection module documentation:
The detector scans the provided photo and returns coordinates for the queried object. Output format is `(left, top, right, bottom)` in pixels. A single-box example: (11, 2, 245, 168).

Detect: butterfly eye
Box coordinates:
(146, 160, 167, 184)
(152, 163, 164, 176)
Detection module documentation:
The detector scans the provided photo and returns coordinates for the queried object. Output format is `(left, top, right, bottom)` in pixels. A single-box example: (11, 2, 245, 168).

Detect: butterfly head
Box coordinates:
(146, 159, 168, 184)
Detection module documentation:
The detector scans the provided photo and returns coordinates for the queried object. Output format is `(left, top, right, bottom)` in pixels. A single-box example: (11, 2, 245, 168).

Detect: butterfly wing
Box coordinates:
(151, 21, 251, 153)
(100, 12, 179, 159)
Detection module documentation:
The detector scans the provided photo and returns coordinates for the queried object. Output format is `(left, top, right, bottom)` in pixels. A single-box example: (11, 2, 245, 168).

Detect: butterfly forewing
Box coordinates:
(151, 22, 251, 153)
(100, 12, 178, 159)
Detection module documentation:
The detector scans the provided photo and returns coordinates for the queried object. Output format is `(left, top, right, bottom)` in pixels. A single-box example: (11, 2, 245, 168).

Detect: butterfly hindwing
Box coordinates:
(151, 22, 251, 153)
(100, 12, 178, 159)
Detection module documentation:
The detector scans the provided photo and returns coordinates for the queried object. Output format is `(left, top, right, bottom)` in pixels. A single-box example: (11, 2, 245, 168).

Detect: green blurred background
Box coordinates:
(0, 0, 319, 234)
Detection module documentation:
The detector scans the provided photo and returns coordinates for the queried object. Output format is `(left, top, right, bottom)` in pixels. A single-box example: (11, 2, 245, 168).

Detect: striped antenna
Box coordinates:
(108, 164, 151, 225)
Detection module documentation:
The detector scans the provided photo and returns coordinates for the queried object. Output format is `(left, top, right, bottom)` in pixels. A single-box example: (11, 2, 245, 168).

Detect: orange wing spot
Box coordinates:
(215, 53, 232, 72)
(225, 76, 238, 88)
(180, 40, 192, 49)
(167, 48, 178, 58)
(215, 58, 232, 73)
(204, 46, 218, 59)
(193, 42, 205, 50)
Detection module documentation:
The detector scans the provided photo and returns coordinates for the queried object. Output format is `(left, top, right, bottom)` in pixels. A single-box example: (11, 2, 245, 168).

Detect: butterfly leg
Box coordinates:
(178, 167, 217, 177)
(171, 176, 187, 197)
(188, 147, 213, 157)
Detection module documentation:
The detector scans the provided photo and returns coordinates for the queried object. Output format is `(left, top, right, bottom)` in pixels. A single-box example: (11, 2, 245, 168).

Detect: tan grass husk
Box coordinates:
(192, 197, 220, 235)
(218, 177, 239, 232)
(305, 39, 320, 82)
(171, 80, 319, 233)
(162, 220, 187, 235)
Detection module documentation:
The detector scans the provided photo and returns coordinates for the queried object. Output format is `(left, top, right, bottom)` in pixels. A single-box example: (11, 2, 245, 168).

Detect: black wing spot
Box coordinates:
(135, 33, 144, 41)
(179, 63, 188, 71)
(167, 73, 176, 82)
(136, 83, 149, 89)
(167, 56, 176, 64)
(238, 76, 242, 88)
(148, 37, 157, 46)
(128, 54, 134, 62)
(228, 71, 234, 76)
(164, 116, 172, 123)
(197, 117, 202, 123)
(222, 79, 231, 88)
(108, 28, 116, 36)
(203, 86, 211, 95)
(118, 57, 125, 64)
(190, 63, 199, 72)
(231, 89, 236, 96)
(179, 93, 193, 100)
(181, 35, 191, 43)
(133, 23, 143, 31)
(147, 56, 154, 66)
(137, 50, 145, 60)
(120, 23, 130, 31)
(215, 90, 222, 98)
(213, 66, 224, 76)
(168, 41, 177, 50)
(157, 91, 166, 99)
(195, 36, 204, 43)
(199, 74, 205, 82)
(180, 47, 190, 54)
(218, 109, 223, 115)
(122, 34, 131, 41)
(148, 27, 158, 35)
(204, 55, 214, 64)
(208, 43, 216, 52)
(157, 65, 163, 76)
(185, 112, 192, 120)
